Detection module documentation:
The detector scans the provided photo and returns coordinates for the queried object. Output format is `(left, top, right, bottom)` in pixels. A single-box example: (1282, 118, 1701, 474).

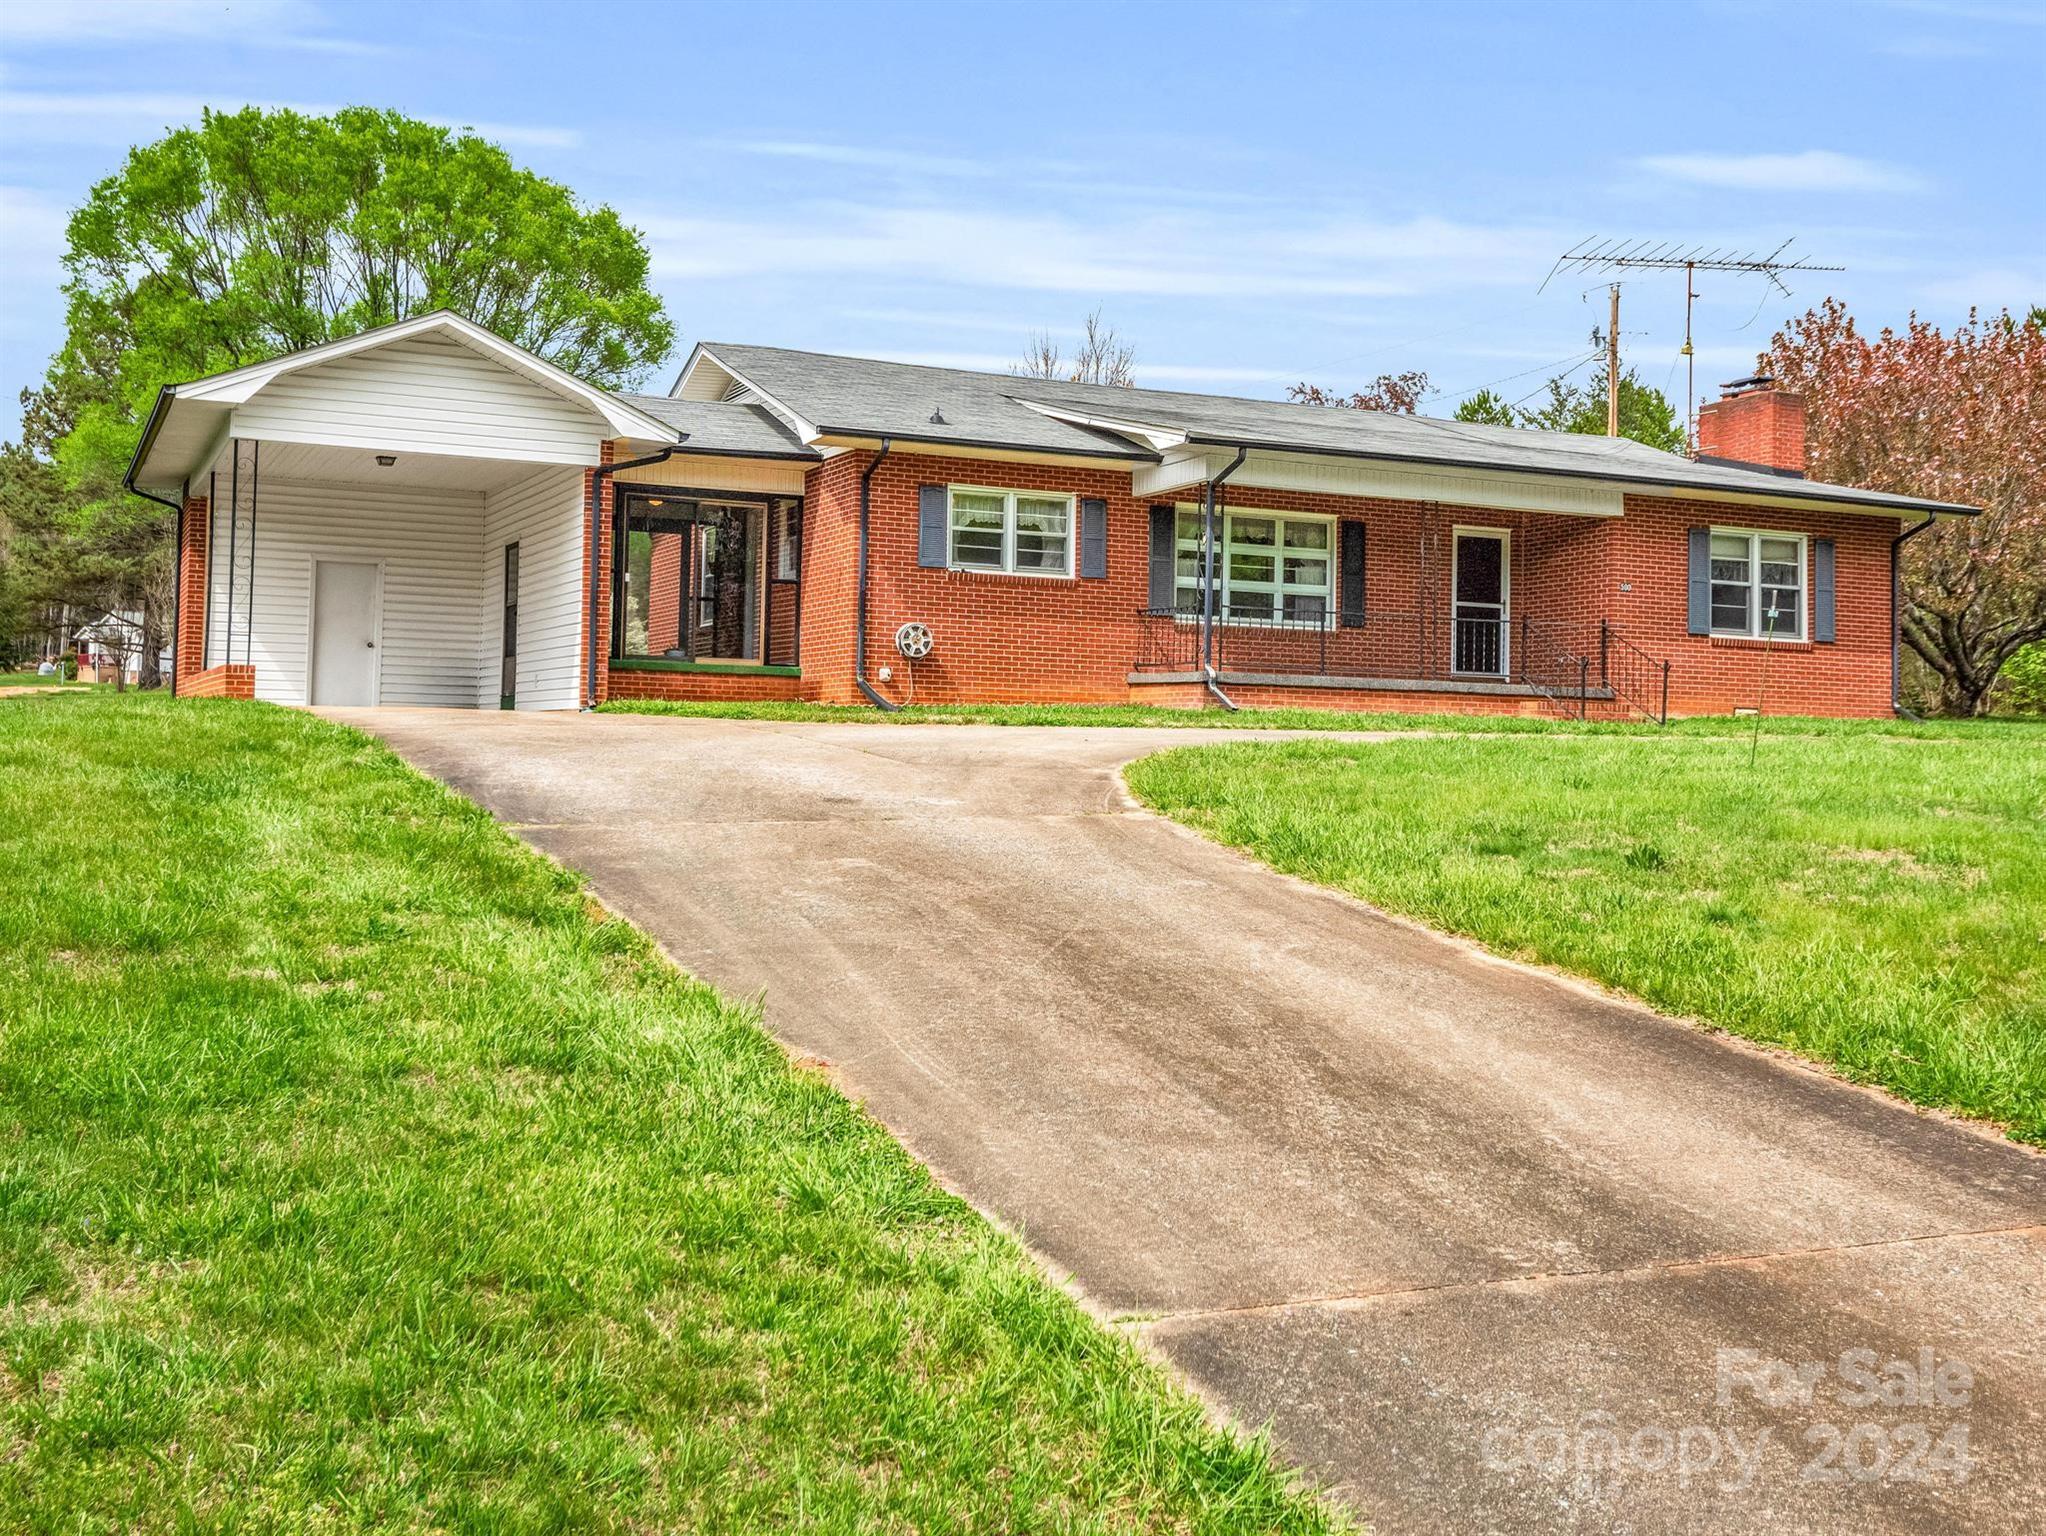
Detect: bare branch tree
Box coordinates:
(1017, 308, 1136, 387)
(1018, 331, 1065, 381)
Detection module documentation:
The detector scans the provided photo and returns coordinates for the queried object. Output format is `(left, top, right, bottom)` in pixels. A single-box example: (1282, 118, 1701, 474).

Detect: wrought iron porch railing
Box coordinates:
(1134, 606, 1615, 711)
(1511, 616, 1596, 719)
(1597, 620, 1672, 725)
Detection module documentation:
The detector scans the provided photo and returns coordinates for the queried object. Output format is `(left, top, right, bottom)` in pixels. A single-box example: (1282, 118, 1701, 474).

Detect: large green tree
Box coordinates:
(9, 105, 675, 683)
(1764, 299, 2045, 717)
(1453, 365, 1686, 453)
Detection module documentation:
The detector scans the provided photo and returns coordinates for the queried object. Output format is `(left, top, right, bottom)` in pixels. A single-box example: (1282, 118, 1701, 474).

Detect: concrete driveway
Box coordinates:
(331, 707, 2046, 1534)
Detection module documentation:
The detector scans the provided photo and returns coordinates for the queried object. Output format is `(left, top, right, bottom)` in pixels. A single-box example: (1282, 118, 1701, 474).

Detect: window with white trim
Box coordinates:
(1710, 528, 1805, 640)
(948, 486, 1073, 575)
(1174, 508, 1333, 624)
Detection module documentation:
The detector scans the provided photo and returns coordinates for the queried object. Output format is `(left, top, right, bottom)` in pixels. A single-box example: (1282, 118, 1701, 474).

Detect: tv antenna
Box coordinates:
(1540, 239, 1844, 449)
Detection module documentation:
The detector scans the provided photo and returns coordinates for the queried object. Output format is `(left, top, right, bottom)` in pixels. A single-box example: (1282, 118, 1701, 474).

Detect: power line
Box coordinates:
(1434, 346, 1602, 404)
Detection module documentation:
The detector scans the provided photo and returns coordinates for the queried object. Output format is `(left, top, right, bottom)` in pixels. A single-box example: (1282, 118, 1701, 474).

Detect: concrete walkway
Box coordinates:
(330, 708, 2046, 1534)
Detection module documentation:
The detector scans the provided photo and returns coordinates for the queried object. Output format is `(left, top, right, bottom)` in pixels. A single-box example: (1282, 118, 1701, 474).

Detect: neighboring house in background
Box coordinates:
(70, 610, 166, 685)
(124, 311, 1974, 720)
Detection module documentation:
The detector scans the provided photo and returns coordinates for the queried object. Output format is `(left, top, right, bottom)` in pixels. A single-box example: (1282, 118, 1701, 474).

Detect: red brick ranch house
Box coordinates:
(126, 311, 1973, 720)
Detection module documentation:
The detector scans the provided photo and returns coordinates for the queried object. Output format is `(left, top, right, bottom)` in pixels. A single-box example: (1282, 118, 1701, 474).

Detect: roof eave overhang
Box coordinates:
(1172, 433, 1976, 519)
(809, 427, 1159, 468)
(611, 433, 820, 463)
(1006, 396, 1188, 452)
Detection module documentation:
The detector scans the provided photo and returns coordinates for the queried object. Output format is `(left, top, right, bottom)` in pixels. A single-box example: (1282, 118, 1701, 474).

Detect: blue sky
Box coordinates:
(1, 0, 2040, 441)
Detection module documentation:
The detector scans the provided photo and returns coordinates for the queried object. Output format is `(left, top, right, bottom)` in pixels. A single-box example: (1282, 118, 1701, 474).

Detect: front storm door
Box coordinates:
(1452, 531, 1508, 676)
(309, 559, 379, 706)
(500, 542, 519, 709)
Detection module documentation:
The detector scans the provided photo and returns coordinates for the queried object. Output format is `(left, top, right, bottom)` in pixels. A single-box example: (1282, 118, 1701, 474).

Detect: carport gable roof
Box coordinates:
(129, 310, 683, 492)
(683, 341, 1978, 519)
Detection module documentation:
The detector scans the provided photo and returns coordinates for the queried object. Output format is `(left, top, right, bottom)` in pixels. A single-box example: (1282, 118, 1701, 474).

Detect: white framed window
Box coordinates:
(948, 486, 1074, 576)
(1174, 507, 1334, 625)
(1710, 527, 1806, 640)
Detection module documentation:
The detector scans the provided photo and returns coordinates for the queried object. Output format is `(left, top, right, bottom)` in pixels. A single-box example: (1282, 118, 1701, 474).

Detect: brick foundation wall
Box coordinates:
(175, 494, 210, 692)
(1130, 678, 1564, 716)
(182, 663, 255, 700)
(604, 667, 804, 703)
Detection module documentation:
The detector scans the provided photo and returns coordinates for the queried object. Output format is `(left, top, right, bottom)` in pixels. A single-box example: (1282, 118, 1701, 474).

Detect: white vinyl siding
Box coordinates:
(478, 467, 585, 710)
(227, 334, 608, 466)
(1710, 528, 1806, 640)
(215, 479, 486, 707)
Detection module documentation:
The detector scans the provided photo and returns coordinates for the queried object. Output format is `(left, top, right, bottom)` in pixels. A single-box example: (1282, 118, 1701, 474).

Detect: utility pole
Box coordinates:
(1606, 283, 1621, 437)
(1541, 239, 1843, 453)
(1682, 260, 1698, 450)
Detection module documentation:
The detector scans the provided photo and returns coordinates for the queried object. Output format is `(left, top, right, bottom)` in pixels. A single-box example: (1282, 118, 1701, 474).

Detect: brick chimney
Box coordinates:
(1695, 374, 1807, 476)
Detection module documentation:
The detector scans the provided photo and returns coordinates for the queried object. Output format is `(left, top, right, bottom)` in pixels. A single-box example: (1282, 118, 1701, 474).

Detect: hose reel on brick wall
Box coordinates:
(891, 621, 934, 705)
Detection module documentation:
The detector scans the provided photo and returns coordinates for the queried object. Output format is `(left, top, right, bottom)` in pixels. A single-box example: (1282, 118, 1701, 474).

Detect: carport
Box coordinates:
(125, 311, 681, 709)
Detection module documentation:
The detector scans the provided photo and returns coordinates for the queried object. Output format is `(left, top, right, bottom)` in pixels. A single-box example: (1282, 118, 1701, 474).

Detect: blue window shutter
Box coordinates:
(1340, 521, 1366, 627)
(1687, 527, 1711, 635)
(1147, 505, 1176, 611)
(1813, 537, 1836, 643)
(918, 485, 948, 568)
(1079, 498, 1107, 578)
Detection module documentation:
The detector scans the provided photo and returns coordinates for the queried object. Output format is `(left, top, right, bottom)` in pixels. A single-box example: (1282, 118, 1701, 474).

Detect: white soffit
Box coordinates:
(1134, 446, 1627, 519)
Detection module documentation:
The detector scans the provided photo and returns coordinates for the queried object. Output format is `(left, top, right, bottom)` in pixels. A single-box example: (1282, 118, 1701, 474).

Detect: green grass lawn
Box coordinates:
(0, 694, 1339, 1534)
(1126, 731, 2046, 1145)
(597, 695, 2044, 742)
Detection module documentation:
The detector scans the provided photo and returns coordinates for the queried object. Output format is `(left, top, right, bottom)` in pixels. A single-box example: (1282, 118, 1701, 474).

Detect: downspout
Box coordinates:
(1891, 513, 1937, 717)
(855, 438, 897, 711)
(584, 436, 689, 708)
(121, 387, 185, 695)
(1200, 447, 1249, 711)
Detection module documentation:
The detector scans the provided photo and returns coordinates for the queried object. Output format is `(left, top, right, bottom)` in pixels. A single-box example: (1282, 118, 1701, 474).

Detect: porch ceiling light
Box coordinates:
(375, 454, 397, 467)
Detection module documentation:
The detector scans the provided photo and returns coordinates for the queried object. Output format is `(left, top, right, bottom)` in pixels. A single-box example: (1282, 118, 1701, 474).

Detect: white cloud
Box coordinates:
(0, 0, 382, 54)
(1635, 150, 1928, 194)
(728, 140, 995, 179)
(638, 204, 1558, 301)
(1920, 264, 2046, 312)
(843, 307, 1089, 338)
(719, 138, 1284, 210)
(0, 91, 580, 149)
(1131, 362, 1305, 385)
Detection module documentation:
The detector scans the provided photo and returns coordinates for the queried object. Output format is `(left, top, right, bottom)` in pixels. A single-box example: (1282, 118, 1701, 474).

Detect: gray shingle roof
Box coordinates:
(696, 343, 1975, 517)
(698, 344, 1164, 461)
(620, 394, 819, 459)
